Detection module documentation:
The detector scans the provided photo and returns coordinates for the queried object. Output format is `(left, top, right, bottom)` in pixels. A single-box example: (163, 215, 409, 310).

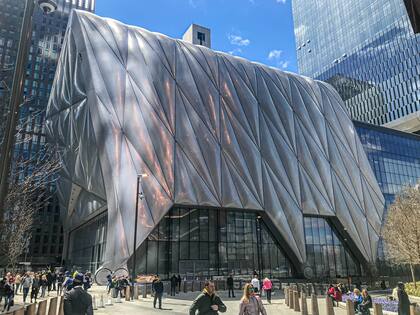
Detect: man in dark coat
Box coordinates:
(170, 275, 178, 296)
(64, 273, 93, 315)
(152, 276, 164, 309)
(190, 281, 227, 315)
(397, 282, 410, 315)
(226, 274, 235, 298)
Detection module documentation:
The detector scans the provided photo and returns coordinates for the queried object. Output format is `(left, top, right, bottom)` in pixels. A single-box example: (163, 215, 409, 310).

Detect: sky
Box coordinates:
(95, 0, 298, 73)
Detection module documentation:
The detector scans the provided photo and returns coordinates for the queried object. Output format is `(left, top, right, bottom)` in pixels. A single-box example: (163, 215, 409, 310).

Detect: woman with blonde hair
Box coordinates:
(238, 283, 267, 315)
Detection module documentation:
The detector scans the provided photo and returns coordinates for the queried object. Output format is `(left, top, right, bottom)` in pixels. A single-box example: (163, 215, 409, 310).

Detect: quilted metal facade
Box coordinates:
(46, 10, 385, 272)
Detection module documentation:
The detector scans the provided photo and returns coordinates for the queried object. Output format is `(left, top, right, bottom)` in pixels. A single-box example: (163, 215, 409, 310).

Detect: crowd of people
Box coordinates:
(0, 269, 93, 314)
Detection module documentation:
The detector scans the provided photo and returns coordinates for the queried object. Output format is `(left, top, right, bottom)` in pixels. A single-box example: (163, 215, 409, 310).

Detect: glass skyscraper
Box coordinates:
(292, 0, 420, 133)
(1, 0, 95, 267)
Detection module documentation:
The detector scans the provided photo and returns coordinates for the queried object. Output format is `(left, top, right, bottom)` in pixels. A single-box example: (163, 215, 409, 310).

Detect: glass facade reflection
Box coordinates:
(304, 217, 362, 278)
(354, 121, 420, 263)
(293, 0, 420, 127)
(129, 207, 292, 279)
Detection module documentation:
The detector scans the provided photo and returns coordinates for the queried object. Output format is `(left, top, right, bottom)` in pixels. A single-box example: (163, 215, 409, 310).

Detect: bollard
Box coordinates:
(285, 287, 289, 306)
(410, 304, 419, 315)
(48, 297, 58, 315)
(346, 299, 355, 315)
(183, 281, 187, 293)
(92, 296, 98, 310)
(142, 285, 147, 298)
(26, 303, 37, 315)
(37, 300, 47, 315)
(133, 286, 139, 300)
(294, 291, 301, 312)
(58, 296, 64, 315)
(326, 295, 335, 315)
(311, 294, 319, 315)
(301, 292, 308, 315)
(13, 308, 25, 315)
(125, 286, 131, 301)
(99, 294, 105, 308)
(373, 303, 383, 315)
(289, 289, 295, 309)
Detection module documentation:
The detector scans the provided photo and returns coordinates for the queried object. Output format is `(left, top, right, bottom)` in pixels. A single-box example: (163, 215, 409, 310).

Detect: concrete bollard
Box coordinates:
(311, 294, 319, 315)
(289, 289, 295, 309)
(294, 291, 301, 312)
(58, 296, 64, 315)
(301, 292, 308, 315)
(99, 294, 105, 307)
(125, 286, 131, 301)
(92, 296, 98, 310)
(142, 285, 147, 298)
(37, 300, 47, 315)
(410, 304, 419, 315)
(326, 295, 335, 315)
(26, 303, 37, 315)
(346, 299, 355, 315)
(285, 287, 289, 306)
(48, 297, 58, 315)
(133, 286, 139, 299)
(13, 308, 25, 315)
(105, 293, 113, 306)
(373, 303, 383, 315)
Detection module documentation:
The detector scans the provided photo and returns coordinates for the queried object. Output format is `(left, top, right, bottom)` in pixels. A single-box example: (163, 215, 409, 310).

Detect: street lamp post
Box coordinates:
(0, 0, 57, 222)
(132, 173, 147, 287)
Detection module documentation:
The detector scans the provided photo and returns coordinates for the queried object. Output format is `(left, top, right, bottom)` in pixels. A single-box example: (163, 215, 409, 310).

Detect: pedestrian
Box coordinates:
(189, 281, 227, 315)
(57, 272, 64, 296)
(21, 272, 32, 304)
(63, 272, 93, 315)
(47, 269, 53, 296)
(333, 285, 342, 306)
(262, 277, 272, 303)
(227, 274, 235, 298)
(358, 289, 372, 315)
(0, 278, 5, 304)
(83, 272, 92, 291)
(170, 274, 178, 296)
(251, 275, 260, 294)
(397, 282, 410, 315)
(40, 274, 48, 297)
(238, 283, 267, 315)
(63, 272, 73, 296)
(31, 274, 40, 303)
(177, 274, 182, 292)
(353, 288, 363, 312)
(52, 271, 57, 291)
(152, 275, 164, 309)
(14, 273, 21, 295)
(2, 278, 14, 313)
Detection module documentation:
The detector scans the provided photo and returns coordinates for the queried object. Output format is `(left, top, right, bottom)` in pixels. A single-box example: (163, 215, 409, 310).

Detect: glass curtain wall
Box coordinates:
(131, 207, 292, 279)
(304, 216, 362, 278)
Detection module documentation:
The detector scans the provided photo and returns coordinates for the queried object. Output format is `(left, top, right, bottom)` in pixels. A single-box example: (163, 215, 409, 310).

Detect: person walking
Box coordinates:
(31, 274, 40, 303)
(47, 270, 53, 296)
(177, 274, 182, 292)
(57, 272, 64, 296)
(170, 275, 178, 296)
(14, 273, 21, 295)
(358, 289, 372, 315)
(64, 273, 93, 315)
(189, 281, 227, 315)
(397, 282, 410, 315)
(152, 276, 164, 309)
(227, 274, 235, 298)
(0, 278, 5, 305)
(21, 272, 32, 304)
(40, 274, 48, 298)
(238, 283, 267, 315)
(251, 275, 260, 294)
(63, 272, 74, 296)
(353, 288, 363, 312)
(262, 277, 272, 304)
(2, 278, 14, 313)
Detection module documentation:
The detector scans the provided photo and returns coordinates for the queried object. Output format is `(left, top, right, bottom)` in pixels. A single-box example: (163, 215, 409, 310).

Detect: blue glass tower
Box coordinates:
(292, 0, 420, 133)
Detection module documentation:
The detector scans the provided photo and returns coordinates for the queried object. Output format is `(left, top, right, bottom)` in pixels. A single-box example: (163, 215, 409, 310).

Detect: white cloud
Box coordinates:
(295, 24, 307, 41)
(228, 48, 242, 55)
(249, 0, 255, 3)
(276, 0, 286, 3)
(278, 60, 290, 69)
(228, 34, 251, 47)
(268, 49, 283, 60)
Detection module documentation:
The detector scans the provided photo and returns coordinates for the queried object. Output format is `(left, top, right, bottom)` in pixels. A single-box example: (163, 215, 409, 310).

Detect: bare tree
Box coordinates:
(0, 143, 62, 270)
(382, 182, 420, 287)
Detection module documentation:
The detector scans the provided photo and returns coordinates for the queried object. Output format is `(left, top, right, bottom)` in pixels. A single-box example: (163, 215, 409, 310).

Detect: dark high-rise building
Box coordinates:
(2, 0, 95, 267)
(292, 0, 420, 133)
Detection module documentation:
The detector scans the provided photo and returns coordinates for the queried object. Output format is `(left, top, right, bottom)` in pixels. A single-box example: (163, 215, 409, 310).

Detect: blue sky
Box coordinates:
(95, 0, 298, 73)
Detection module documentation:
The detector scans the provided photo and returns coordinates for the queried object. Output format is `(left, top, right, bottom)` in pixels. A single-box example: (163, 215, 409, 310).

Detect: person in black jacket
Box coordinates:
(190, 281, 227, 315)
(152, 276, 164, 309)
(64, 273, 93, 315)
(397, 282, 410, 315)
(2, 279, 14, 313)
(227, 275, 235, 298)
(170, 275, 178, 296)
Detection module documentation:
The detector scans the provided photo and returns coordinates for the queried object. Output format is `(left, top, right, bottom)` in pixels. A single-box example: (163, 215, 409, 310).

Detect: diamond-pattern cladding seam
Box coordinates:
(46, 11, 385, 271)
